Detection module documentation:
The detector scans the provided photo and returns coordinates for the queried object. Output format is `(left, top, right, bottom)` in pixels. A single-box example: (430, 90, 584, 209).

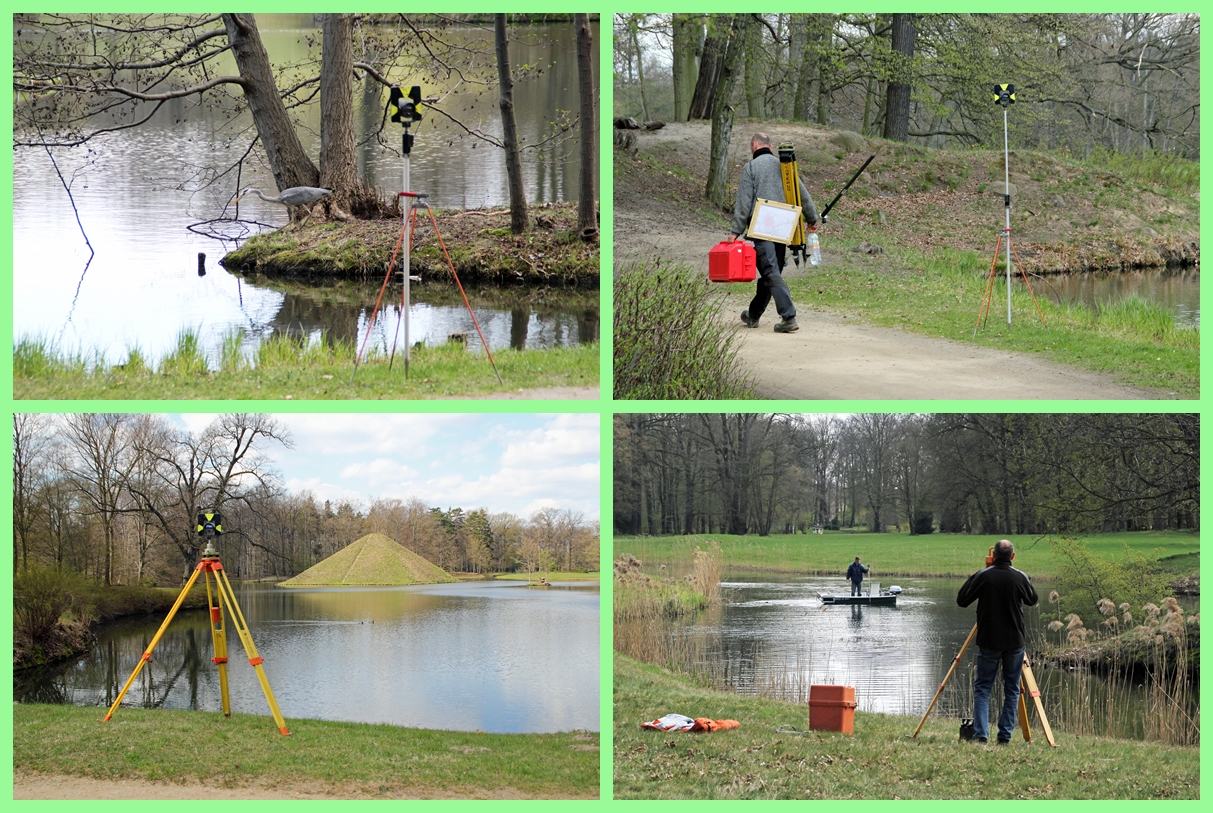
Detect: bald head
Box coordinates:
(993, 539, 1014, 562)
(751, 133, 772, 152)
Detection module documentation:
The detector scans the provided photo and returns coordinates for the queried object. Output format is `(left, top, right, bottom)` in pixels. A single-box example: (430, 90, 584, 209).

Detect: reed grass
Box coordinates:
(1077, 146, 1200, 192)
(614, 261, 754, 400)
(158, 329, 208, 376)
(218, 329, 246, 373)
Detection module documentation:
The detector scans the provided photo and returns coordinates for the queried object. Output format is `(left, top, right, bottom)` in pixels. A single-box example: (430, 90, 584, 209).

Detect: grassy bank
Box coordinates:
(489, 571, 600, 582)
(15, 704, 597, 799)
(787, 247, 1198, 397)
(14, 333, 598, 400)
(221, 203, 598, 286)
(614, 531, 1200, 581)
(613, 655, 1198, 800)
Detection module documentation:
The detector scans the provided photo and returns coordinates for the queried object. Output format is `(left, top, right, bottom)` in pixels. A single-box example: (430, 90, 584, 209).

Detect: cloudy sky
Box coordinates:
(174, 413, 600, 520)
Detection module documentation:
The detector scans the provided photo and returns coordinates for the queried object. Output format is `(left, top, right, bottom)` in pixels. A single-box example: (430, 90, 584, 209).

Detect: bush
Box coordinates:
(1049, 536, 1173, 617)
(13, 567, 91, 642)
(614, 261, 754, 400)
(911, 510, 934, 535)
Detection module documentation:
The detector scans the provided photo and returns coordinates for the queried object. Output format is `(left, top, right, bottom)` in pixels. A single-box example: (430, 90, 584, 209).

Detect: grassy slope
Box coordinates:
(613, 656, 1198, 800)
(614, 531, 1200, 580)
(14, 340, 598, 400)
(618, 123, 1198, 396)
(280, 533, 456, 586)
(15, 704, 598, 799)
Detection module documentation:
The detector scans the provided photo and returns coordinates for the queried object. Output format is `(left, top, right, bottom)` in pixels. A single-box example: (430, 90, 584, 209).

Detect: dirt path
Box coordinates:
(12, 770, 565, 800)
(615, 123, 1171, 400)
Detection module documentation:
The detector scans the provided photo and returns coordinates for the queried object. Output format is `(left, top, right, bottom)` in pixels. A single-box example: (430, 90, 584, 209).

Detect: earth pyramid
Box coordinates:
(278, 532, 457, 586)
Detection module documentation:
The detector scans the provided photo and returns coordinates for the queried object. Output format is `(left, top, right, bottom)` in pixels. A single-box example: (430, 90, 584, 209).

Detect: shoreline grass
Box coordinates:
(15, 703, 598, 799)
(613, 655, 1198, 800)
(614, 531, 1200, 581)
(15, 333, 598, 400)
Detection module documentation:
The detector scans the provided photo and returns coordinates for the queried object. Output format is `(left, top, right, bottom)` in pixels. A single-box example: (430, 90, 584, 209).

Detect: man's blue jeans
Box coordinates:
(850, 580, 863, 596)
(972, 646, 1025, 742)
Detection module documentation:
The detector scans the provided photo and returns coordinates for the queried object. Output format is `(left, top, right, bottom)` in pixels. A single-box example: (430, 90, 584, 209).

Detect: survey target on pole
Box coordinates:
(746, 198, 803, 244)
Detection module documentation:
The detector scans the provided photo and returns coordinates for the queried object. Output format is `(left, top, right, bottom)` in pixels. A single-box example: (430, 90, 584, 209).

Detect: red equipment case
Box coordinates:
(708, 240, 756, 282)
(809, 685, 857, 734)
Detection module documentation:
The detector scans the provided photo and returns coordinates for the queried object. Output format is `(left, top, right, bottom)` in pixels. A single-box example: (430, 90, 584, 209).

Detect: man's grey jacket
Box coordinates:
(731, 151, 819, 237)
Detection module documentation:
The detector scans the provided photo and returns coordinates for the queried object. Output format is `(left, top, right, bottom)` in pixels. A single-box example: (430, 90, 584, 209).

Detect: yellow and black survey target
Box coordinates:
(992, 83, 1016, 107)
(196, 512, 223, 535)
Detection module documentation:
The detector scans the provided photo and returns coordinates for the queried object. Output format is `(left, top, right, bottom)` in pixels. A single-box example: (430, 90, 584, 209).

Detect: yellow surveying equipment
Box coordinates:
(103, 513, 289, 735)
(778, 143, 807, 266)
(911, 546, 1056, 746)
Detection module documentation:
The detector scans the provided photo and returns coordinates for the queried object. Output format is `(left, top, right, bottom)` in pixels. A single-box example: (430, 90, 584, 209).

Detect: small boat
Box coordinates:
(820, 583, 901, 606)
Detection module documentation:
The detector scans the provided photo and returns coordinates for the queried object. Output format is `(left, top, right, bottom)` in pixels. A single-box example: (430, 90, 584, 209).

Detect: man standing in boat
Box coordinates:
(956, 539, 1039, 745)
(846, 556, 869, 596)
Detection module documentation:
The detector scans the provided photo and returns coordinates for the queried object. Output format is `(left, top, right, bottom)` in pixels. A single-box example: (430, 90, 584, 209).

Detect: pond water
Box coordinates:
(629, 571, 1196, 740)
(1017, 267, 1199, 328)
(13, 16, 600, 366)
(17, 580, 600, 734)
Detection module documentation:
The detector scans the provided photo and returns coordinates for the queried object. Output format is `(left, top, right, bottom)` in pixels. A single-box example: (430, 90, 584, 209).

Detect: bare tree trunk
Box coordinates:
(575, 14, 597, 237)
(883, 13, 916, 142)
(705, 15, 747, 209)
(672, 14, 703, 122)
(743, 16, 763, 118)
(688, 17, 728, 119)
(222, 14, 319, 192)
(319, 13, 357, 220)
(495, 15, 528, 234)
(628, 15, 650, 122)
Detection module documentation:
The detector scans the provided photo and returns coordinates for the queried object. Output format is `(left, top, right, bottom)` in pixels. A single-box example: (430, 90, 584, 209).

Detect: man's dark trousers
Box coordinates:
(973, 646, 1025, 742)
(850, 579, 863, 596)
(745, 240, 796, 321)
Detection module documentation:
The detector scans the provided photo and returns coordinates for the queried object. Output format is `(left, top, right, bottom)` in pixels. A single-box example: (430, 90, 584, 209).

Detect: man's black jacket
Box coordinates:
(956, 560, 1039, 650)
(846, 562, 868, 583)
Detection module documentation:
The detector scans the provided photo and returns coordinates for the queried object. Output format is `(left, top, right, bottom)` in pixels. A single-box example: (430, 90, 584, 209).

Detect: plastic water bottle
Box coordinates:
(807, 231, 822, 266)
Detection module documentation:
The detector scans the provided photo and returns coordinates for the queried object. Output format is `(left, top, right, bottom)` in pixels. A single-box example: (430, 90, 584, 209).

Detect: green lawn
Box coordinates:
(15, 703, 598, 799)
(614, 531, 1200, 580)
(614, 655, 1198, 800)
(14, 338, 599, 400)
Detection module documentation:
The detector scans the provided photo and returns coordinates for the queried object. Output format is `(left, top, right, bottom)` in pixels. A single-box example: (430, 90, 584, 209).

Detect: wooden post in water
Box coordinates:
(197, 252, 206, 276)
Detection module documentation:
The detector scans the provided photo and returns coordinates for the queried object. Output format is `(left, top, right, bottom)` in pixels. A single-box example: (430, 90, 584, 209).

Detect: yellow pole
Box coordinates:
(912, 623, 978, 738)
(215, 567, 289, 735)
(1017, 682, 1032, 743)
(103, 567, 203, 722)
(204, 565, 232, 717)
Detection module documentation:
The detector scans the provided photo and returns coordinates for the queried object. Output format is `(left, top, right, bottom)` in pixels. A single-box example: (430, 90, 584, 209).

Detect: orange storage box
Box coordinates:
(809, 685, 857, 734)
(708, 240, 757, 282)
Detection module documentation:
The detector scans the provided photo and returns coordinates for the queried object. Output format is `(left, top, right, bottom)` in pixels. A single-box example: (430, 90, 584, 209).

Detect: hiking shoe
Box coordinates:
(740, 310, 759, 328)
(995, 739, 1010, 746)
(774, 317, 799, 333)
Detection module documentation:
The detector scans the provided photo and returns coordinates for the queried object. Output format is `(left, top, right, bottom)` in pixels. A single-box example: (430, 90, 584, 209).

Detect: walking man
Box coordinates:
(846, 556, 869, 596)
(729, 133, 818, 333)
(956, 539, 1039, 744)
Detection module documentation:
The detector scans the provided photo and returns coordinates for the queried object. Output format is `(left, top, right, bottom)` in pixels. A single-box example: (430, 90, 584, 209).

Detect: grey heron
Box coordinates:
(235, 186, 333, 208)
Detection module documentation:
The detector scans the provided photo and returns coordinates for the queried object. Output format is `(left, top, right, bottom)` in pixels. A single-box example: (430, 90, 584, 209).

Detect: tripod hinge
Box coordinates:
(249, 657, 264, 666)
(141, 653, 152, 662)
(212, 657, 228, 664)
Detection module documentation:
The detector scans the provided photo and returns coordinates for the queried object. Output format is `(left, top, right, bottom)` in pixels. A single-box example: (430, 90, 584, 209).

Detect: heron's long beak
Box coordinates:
(233, 194, 245, 204)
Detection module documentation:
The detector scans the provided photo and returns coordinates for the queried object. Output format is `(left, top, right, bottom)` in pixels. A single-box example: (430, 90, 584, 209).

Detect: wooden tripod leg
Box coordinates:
(1020, 656, 1057, 747)
(1017, 679, 1032, 743)
(215, 568, 289, 735)
(103, 567, 203, 722)
(204, 568, 232, 717)
(913, 623, 977, 738)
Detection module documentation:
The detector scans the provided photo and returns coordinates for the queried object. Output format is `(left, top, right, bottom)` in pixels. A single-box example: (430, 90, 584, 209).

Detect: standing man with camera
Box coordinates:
(729, 133, 818, 334)
(956, 539, 1039, 744)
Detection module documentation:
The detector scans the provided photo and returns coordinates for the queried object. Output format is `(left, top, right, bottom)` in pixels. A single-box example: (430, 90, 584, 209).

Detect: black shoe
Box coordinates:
(740, 310, 759, 328)
(996, 739, 1010, 746)
(774, 317, 799, 333)
(975, 737, 988, 744)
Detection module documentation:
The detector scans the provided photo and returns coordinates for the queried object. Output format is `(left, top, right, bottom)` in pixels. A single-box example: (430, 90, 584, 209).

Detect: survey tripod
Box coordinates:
(352, 84, 501, 385)
(974, 83, 1047, 335)
(102, 512, 289, 735)
(911, 545, 1056, 746)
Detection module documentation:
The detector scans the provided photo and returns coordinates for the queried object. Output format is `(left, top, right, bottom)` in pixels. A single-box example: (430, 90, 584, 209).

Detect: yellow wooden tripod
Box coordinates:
(103, 526, 289, 735)
(912, 623, 1056, 746)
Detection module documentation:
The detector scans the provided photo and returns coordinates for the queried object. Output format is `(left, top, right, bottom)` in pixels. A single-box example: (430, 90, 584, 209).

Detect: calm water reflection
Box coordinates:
(13, 18, 599, 365)
(19, 581, 600, 734)
(1016, 267, 1198, 328)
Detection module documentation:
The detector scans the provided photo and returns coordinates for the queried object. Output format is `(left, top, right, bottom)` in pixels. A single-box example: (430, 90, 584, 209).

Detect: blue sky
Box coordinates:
(174, 413, 600, 520)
